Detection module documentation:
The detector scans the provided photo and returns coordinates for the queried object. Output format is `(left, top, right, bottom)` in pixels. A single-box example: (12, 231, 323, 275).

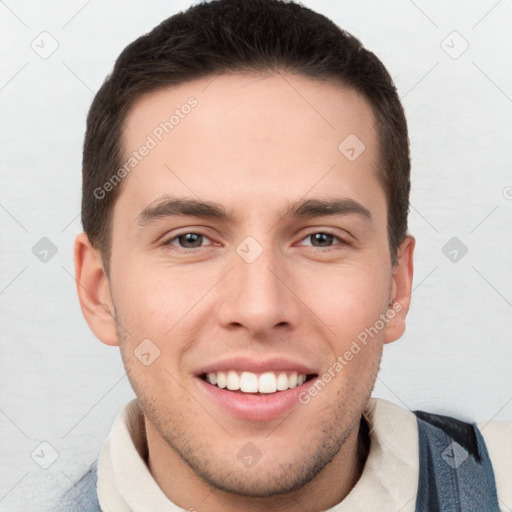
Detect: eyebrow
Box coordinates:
(136, 195, 373, 226)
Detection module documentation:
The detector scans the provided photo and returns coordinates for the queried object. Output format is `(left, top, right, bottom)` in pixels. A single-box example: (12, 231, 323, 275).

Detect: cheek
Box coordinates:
(112, 265, 208, 339)
(297, 260, 390, 334)
(111, 245, 391, 349)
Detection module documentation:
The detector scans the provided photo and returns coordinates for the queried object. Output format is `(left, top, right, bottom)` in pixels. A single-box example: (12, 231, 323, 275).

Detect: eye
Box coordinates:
(164, 232, 212, 250)
(161, 230, 349, 252)
(297, 230, 349, 250)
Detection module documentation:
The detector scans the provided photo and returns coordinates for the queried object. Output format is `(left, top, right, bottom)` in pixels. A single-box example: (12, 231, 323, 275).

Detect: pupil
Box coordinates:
(312, 233, 333, 247)
(179, 233, 202, 248)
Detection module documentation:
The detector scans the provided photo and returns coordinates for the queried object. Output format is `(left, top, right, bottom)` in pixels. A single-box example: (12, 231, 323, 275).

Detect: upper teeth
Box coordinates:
(206, 371, 307, 393)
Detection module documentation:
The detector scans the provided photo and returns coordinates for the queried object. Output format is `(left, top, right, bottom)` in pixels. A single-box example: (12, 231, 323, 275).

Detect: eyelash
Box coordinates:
(162, 230, 349, 253)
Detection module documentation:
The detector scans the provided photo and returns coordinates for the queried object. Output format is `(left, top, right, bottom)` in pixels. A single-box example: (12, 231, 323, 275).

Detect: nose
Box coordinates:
(216, 239, 302, 338)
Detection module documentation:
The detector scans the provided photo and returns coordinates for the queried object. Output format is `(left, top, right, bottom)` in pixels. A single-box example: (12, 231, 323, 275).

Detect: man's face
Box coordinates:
(102, 72, 409, 496)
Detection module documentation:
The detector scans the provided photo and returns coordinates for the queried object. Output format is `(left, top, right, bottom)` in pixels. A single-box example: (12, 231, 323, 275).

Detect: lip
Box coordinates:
(195, 374, 318, 421)
(193, 356, 318, 376)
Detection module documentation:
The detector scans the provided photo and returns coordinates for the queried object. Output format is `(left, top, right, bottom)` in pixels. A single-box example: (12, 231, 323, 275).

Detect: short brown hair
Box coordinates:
(82, 0, 410, 273)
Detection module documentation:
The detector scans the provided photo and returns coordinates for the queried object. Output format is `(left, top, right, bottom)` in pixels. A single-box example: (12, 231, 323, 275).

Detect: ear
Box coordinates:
(383, 234, 415, 344)
(73, 232, 119, 346)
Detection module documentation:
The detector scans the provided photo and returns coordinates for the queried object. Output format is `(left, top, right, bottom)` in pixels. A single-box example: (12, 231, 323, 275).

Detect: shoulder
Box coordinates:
(477, 419, 512, 509)
(413, 406, 511, 511)
(477, 418, 512, 456)
(52, 460, 101, 512)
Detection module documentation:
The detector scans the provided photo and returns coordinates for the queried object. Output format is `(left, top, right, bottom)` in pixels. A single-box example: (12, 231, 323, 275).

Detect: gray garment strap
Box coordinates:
(52, 459, 101, 512)
(414, 410, 500, 512)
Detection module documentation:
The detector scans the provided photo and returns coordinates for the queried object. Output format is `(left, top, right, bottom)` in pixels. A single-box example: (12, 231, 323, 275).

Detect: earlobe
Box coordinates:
(74, 232, 119, 346)
(383, 234, 415, 344)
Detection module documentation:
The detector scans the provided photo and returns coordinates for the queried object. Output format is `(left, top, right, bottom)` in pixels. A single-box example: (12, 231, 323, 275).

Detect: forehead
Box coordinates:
(116, 72, 383, 224)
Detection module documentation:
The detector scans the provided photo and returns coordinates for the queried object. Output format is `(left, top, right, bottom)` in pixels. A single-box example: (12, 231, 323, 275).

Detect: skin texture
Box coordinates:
(75, 71, 415, 512)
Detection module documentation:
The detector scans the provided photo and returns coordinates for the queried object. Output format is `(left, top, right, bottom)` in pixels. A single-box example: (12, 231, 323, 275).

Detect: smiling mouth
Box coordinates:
(199, 370, 317, 395)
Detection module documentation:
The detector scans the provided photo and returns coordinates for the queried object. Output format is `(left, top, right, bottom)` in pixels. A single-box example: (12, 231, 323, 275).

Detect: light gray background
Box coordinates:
(1, 0, 511, 509)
